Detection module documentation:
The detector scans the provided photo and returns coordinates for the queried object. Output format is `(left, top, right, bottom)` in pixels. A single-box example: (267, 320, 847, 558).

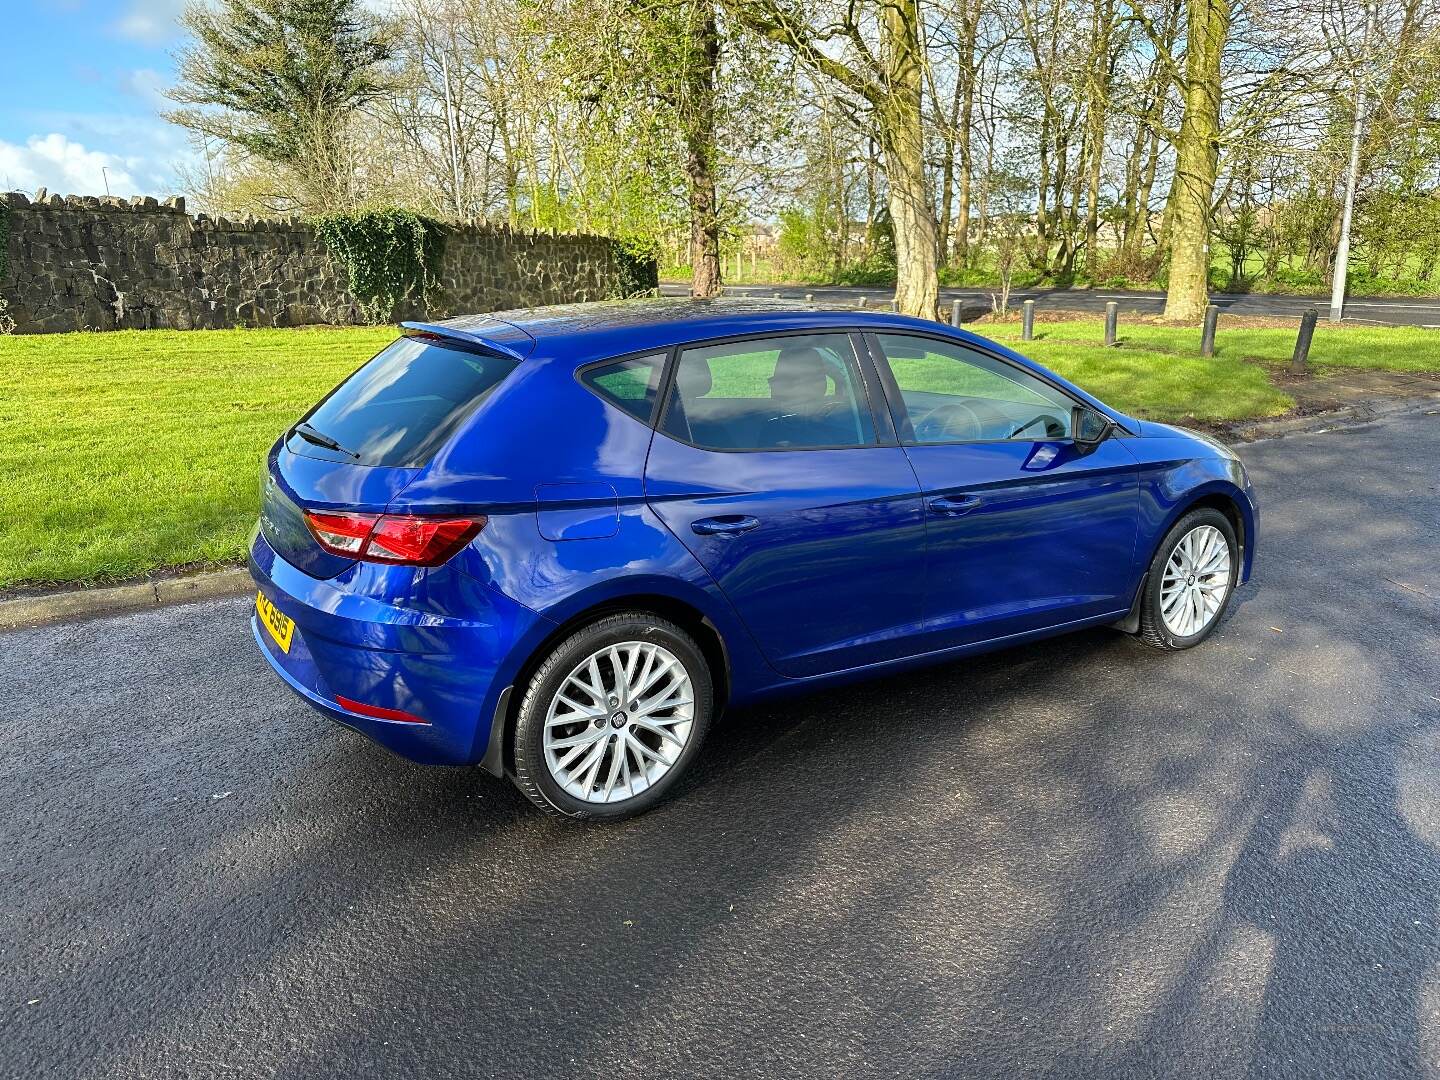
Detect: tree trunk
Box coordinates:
(683, 3, 722, 298)
(686, 155, 722, 298)
(951, 0, 980, 270)
(1033, 121, 1052, 268)
(883, 119, 939, 317)
(879, 0, 938, 317)
(937, 76, 962, 263)
(1123, 128, 1161, 261)
(1163, 0, 1230, 322)
(953, 79, 975, 269)
(1082, 4, 1111, 280)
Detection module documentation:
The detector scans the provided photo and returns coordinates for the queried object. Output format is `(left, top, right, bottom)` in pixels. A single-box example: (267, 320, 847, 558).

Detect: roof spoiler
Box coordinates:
(399, 321, 530, 362)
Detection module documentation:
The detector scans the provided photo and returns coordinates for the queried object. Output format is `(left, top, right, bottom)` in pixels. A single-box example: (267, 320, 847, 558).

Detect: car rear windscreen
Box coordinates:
(296, 336, 518, 467)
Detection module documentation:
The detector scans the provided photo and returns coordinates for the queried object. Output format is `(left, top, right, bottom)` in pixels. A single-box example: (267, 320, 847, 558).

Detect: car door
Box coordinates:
(644, 330, 927, 678)
(866, 331, 1140, 650)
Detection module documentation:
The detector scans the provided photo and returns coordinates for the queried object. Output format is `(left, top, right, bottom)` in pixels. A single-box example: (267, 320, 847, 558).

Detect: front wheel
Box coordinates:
(1136, 508, 1239, 650)
(511, 612, 713, 820)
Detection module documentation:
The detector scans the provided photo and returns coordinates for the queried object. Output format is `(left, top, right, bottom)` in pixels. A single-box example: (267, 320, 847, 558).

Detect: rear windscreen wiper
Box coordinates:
(292, 421, 359, 459)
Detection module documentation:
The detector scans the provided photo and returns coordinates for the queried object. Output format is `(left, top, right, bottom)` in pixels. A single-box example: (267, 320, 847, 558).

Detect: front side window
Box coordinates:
(660, 333, 876, 451)
(581, 352, 666, 423)
(874, 334, 1076, 444)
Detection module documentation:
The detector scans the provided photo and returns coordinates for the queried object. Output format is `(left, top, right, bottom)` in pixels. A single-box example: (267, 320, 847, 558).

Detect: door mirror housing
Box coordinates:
(1072, 404, 1114, 448)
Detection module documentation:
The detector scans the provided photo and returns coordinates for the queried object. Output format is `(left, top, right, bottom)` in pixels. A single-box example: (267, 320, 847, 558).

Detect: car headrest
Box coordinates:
(677, 355, 713, 399)
(769, 346, 829, 406)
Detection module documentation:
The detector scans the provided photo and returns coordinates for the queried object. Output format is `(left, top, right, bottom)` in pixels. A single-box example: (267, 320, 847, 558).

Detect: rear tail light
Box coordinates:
(304, 510, 485, 566)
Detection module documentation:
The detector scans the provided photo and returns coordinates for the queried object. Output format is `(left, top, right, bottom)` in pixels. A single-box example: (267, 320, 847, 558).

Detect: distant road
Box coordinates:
(661, 282, 1440, 327)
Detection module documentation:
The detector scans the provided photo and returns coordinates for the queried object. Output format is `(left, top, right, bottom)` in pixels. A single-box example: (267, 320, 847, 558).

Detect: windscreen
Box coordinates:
(295, 336, 517, 467)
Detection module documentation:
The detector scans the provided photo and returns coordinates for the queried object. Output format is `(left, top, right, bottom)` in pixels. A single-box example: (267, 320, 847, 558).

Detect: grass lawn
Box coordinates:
(973, 338, 1294, 422)
(1, 327, 394, 589)
(980, 318, 1440, 374)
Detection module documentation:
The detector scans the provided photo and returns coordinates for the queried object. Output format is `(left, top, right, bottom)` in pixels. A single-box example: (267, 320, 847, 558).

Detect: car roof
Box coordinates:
(435, 297, 983, 359)
(430, 296, 1136, 433)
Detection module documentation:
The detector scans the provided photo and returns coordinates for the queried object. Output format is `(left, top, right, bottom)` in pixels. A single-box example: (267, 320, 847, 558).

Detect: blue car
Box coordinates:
(250, 299, 1257, 820)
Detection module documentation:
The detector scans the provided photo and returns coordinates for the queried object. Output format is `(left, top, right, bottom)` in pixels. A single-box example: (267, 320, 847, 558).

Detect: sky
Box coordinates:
(0, 0, 193, 199)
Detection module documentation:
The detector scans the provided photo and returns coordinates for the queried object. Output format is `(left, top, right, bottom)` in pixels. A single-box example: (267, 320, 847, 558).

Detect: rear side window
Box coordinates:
(659, 333, 876, 451)
(581, 352, 666, 423)
(297, 336, 517, 467)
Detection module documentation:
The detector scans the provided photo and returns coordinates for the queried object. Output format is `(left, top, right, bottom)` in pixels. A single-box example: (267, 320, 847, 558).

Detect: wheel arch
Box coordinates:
(1182, 490, 1246, 552)
(485, 586, 734, 777)
(1155, 481, 1255, 583)
(1116, 484, 1251, 636)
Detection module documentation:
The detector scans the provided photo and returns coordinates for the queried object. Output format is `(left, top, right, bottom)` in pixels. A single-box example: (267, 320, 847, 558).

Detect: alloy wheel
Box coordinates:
(542, 641, 695, 804)
(1160, 524, 1233, 637)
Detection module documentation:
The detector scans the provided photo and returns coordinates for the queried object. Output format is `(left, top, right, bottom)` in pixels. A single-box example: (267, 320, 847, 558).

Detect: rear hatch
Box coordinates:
(260, 320, 532, 578)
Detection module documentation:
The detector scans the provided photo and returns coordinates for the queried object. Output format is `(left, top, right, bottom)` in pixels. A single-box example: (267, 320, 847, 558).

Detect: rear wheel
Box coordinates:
(1136, 509, 1239, 650)
(511, 612, 713, 820)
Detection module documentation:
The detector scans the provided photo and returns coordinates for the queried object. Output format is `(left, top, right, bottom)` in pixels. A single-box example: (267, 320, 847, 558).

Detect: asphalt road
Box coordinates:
(4, 408, 1439, 1080)
(661, 282, 1440, 327)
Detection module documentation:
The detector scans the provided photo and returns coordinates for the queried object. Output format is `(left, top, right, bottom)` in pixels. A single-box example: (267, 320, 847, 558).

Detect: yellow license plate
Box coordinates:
(256, 590, 295, 653)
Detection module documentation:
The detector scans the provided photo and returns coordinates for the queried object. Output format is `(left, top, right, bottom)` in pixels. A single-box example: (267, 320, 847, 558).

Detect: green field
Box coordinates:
(1, 327, 393, 589)
(980, 318, 1440, 373)
(2, 317, 1430, 590)
(980, 338, 1294, 421)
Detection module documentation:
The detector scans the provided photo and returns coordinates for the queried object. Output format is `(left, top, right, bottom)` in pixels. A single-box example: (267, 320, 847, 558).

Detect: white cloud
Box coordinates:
(118, 68, 170, 109)
(0, 134, 140, 198)
(113, 0, 185, 44)
(6, 111, 198, 196)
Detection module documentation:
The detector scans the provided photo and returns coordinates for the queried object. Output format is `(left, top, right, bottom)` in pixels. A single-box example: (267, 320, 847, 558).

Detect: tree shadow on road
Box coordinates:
(1228, 740, 1440, 1077)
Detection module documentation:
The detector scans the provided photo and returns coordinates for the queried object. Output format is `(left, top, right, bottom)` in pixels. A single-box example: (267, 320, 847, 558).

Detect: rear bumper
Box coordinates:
(247, 526, 548, 766)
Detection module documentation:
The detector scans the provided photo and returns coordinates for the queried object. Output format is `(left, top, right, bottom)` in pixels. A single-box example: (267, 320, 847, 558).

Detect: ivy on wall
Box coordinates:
(311, 209, 446, 324)
(610, 239, 660, 298)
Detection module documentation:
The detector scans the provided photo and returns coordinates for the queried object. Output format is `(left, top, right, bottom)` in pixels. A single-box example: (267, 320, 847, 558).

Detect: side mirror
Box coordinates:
(1072, 404, 1114, 448)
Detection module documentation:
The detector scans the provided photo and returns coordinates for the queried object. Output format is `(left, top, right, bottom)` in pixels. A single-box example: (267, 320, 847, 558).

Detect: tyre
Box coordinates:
(1135, 508, 1239, 650)
(511, 612, 714, 820)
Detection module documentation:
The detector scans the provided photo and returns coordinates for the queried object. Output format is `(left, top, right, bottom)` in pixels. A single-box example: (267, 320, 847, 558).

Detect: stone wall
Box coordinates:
(0, 191, 657, 334)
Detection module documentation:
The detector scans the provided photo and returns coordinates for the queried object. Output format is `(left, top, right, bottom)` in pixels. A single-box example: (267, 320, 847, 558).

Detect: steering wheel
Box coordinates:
(914, 399, 1009, 442)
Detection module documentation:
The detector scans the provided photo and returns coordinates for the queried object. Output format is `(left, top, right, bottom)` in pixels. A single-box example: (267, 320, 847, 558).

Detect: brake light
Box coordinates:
(303, 510, 485, 566)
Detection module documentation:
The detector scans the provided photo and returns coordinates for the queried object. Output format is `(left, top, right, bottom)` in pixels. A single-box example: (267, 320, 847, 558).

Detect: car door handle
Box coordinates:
(691, 514, 761, 536)
(928, 495, 982, 517)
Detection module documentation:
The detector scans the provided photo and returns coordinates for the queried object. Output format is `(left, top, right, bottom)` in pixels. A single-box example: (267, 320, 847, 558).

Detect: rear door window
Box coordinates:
(294, 336, 517, 467)
(658, 333, 877, 450)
